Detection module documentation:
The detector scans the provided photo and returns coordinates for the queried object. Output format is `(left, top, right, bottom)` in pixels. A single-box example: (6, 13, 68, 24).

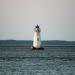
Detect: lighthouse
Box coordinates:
(31, 25, 44, 50)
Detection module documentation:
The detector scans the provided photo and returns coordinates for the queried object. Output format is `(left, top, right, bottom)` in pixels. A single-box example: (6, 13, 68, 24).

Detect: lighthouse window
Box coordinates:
(37, 38, 39, 41)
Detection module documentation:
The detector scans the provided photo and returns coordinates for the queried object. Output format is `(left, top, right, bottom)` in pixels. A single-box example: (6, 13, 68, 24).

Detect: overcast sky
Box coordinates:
(0, 0, 75, 41)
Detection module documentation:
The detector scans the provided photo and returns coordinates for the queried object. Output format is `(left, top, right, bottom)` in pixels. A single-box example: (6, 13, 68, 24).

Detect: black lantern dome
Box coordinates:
(36, 25, 39, 28)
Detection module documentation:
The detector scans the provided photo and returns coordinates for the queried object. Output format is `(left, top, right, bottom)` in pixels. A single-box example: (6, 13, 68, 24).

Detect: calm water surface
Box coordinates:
(0, 46, 75, 75)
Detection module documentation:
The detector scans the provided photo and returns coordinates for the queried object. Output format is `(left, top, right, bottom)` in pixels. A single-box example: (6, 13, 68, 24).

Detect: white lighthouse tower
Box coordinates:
(31, 25, 44, 49)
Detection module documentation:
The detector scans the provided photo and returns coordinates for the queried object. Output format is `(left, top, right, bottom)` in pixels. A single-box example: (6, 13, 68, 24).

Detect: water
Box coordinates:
(0, 46, 75, 75)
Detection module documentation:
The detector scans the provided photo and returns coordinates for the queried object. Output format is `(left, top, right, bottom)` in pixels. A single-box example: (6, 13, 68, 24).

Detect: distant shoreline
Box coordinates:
(0, 40, 75, 45)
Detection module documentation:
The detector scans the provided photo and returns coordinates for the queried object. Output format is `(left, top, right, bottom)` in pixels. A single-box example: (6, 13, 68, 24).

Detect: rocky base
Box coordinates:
(31, 46, 44, 50)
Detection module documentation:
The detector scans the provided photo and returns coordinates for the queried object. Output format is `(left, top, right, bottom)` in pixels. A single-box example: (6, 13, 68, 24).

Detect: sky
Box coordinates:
(0, 0, 75, 41)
